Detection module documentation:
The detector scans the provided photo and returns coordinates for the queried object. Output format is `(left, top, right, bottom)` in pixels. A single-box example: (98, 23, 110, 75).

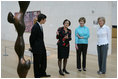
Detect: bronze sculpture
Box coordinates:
(7, 1, 30, 78)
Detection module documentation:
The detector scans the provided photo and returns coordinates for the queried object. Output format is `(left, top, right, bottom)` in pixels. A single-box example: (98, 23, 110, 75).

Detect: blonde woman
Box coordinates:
(97, 17, 110, 74)
(75, 17, 90, 71)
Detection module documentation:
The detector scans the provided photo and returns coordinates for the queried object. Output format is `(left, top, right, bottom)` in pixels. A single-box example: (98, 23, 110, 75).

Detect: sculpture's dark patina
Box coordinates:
(7, 1, 30, 78)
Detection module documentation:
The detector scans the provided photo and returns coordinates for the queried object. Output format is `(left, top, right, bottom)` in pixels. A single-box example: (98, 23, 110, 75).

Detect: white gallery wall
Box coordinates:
(1, 1, 117, 55)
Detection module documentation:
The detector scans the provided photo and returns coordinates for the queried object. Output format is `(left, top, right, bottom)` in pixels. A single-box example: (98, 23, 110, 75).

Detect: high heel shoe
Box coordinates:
(63, 69, 70, 74)
(59, 70, 64, 76)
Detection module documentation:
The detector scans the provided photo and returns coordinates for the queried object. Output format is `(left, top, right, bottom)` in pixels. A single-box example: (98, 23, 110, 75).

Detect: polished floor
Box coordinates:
(1, 38, 117, 78)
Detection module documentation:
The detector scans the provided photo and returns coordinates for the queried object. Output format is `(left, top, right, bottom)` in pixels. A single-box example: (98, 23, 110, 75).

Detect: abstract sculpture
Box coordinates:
(7, 1, 30, 78)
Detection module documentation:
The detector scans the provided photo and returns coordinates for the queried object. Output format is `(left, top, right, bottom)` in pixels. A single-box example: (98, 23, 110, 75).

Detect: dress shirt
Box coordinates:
(37, 21, 43, 31)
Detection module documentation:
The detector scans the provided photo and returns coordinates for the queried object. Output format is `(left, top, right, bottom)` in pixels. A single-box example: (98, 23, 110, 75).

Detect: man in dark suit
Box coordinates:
(29, 14, 51, 78)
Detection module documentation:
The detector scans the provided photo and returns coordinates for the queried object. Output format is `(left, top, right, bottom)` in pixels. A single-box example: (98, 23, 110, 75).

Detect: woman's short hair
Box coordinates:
(78, 17, 86, 23)
(97, 17, 105, 24)
(63, 19, 71, 26)
(38, 13, 47, 22)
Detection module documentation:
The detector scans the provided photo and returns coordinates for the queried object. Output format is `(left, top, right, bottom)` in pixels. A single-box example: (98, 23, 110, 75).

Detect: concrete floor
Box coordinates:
(1, 38, 117, 78)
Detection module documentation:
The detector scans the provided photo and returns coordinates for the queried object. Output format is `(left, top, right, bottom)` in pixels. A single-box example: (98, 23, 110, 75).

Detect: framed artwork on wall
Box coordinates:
(15, 10, 41, 32)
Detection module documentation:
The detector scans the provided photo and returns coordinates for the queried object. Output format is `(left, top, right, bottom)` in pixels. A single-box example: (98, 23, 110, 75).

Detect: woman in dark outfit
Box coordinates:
(56, 19, 71, 76)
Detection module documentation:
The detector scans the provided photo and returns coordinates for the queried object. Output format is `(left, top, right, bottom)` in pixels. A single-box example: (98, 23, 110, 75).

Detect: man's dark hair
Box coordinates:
(63, 19, 71, 26)
(38, 14, 47, 22)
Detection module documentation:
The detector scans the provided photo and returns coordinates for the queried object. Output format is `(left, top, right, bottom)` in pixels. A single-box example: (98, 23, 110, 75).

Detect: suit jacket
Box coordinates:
(56, 27, 71, 47)
(29, 22, 46, 54)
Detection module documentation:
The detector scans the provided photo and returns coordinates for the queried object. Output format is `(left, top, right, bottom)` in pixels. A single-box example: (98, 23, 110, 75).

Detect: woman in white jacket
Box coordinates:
(97, 17, 111, 74)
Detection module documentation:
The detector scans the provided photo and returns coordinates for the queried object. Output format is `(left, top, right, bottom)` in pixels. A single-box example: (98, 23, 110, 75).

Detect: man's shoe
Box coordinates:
(44, 75, 51, 77)
(35, 76, 41, 78)
(41, 74, 51, 77)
